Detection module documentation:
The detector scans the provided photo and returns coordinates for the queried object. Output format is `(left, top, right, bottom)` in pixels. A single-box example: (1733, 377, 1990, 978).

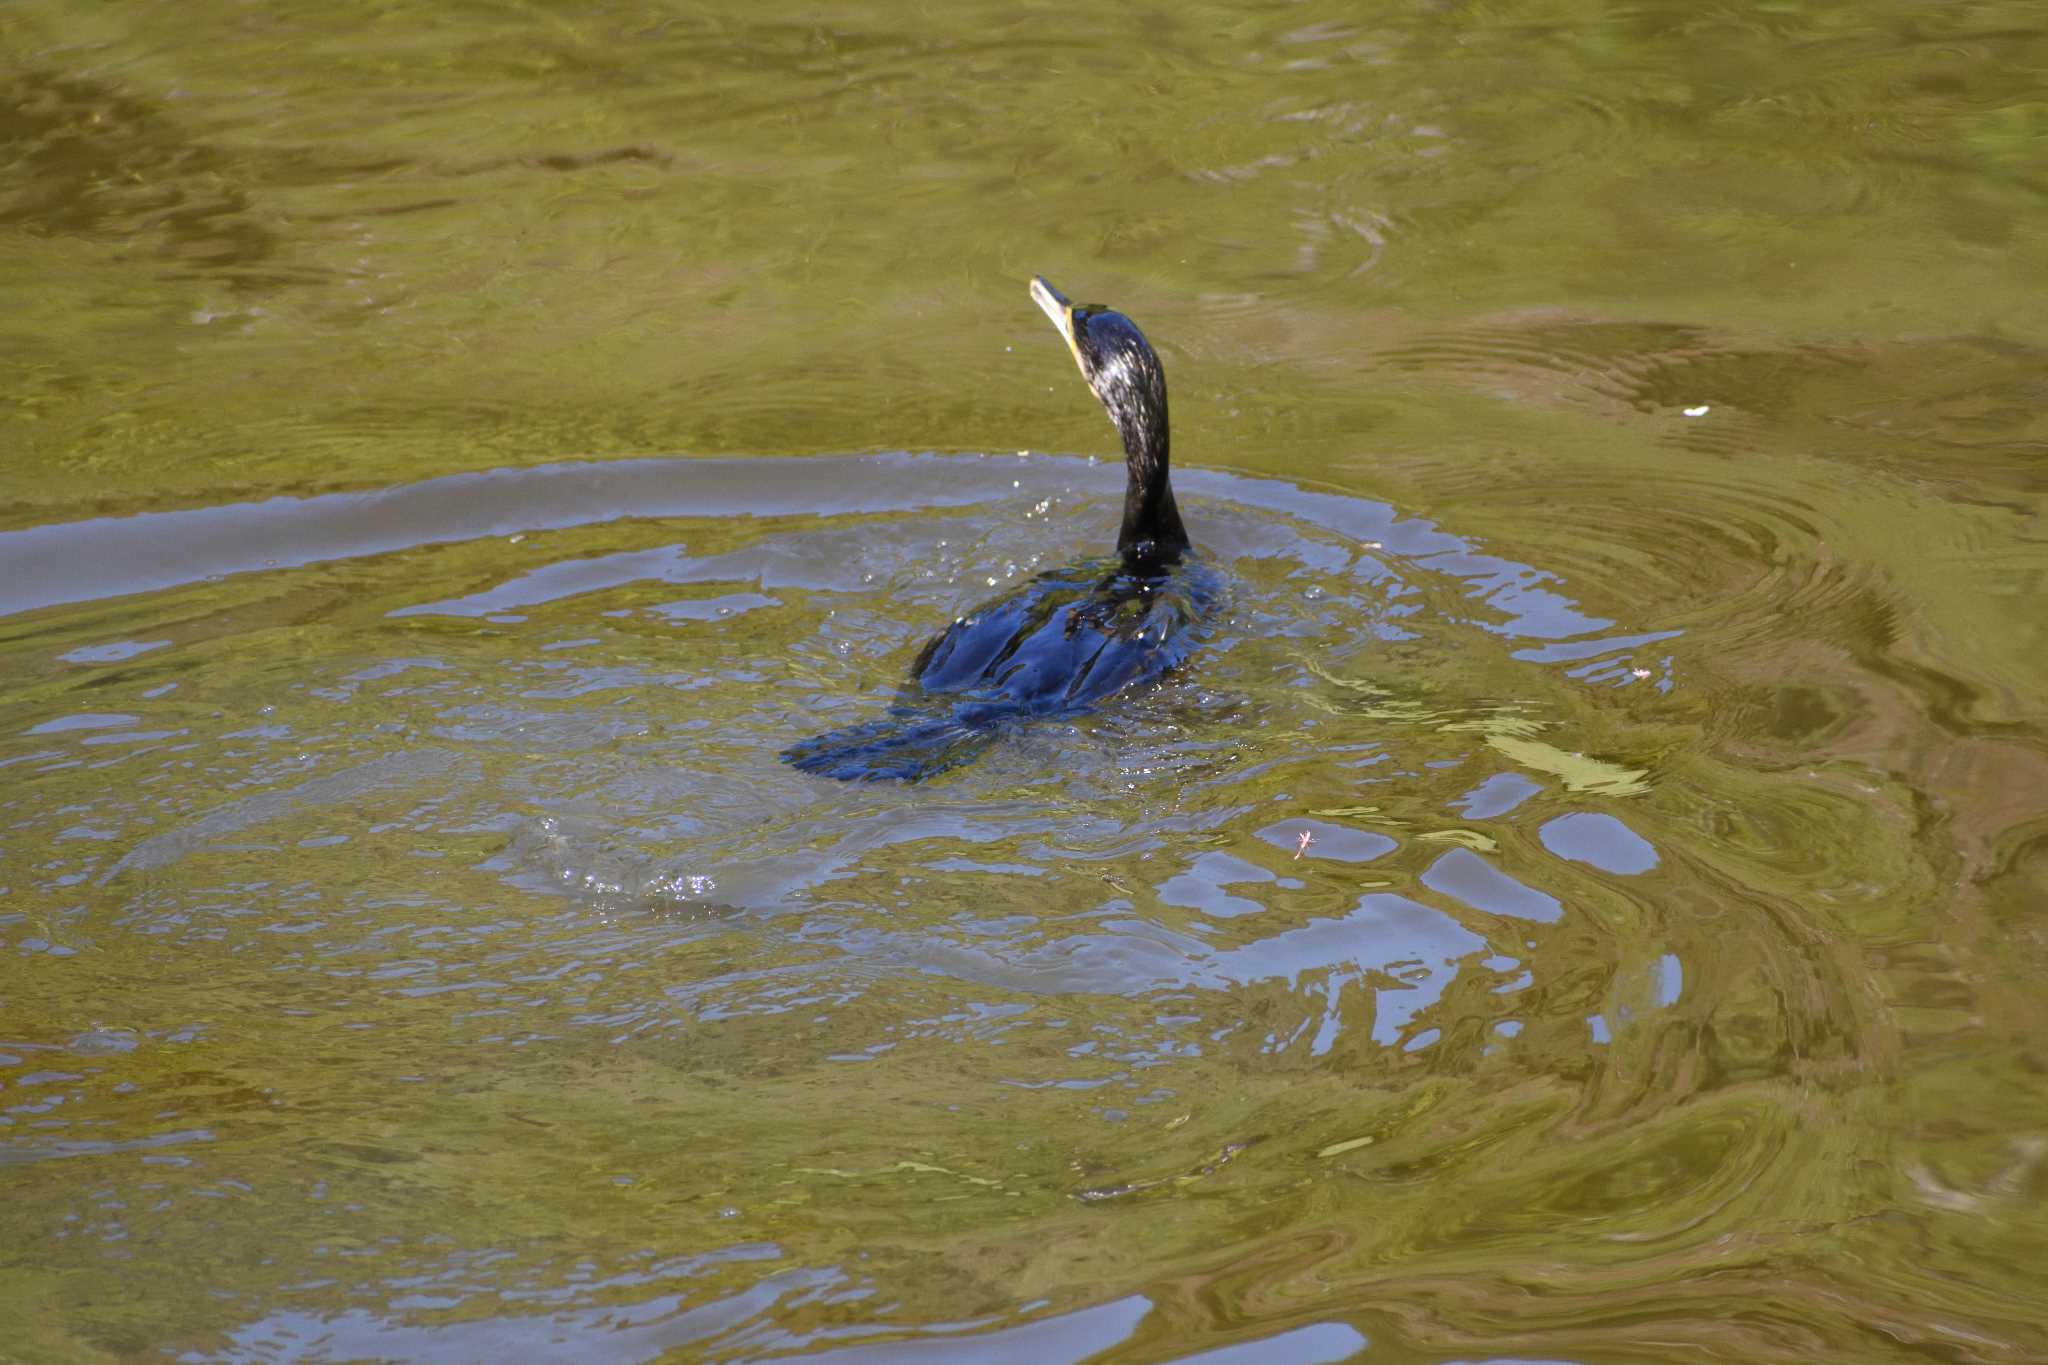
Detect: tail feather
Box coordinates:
(781, 709, 998, 783)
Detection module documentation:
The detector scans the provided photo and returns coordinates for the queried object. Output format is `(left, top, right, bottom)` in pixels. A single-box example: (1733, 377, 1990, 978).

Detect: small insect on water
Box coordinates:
(1294, 829, 1316, 860)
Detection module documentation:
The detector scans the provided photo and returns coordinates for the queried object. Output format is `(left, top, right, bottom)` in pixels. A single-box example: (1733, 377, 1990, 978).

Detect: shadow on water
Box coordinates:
(0, 69, 386, 291)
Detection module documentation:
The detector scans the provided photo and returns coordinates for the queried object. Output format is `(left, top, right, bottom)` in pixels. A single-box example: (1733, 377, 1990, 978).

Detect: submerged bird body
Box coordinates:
(912, 559, 1215, 705)
(783, 556, 1220, 781)
(784, 277, 1214, 783)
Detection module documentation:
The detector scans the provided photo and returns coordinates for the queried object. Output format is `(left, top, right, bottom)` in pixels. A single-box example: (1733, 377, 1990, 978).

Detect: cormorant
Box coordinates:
(782, 276, 1217, 782)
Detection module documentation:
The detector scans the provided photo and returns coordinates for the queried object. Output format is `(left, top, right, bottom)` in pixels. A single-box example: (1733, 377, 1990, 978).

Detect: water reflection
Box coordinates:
(1455, 771, 1541, 819)
(1538, 812, 1659, 875)
(1, 452, 1696, 1182)
(3, 454, 1685, 1087)
(197, 1256, 1386, 1363)
(1420, 848, 1564, 924)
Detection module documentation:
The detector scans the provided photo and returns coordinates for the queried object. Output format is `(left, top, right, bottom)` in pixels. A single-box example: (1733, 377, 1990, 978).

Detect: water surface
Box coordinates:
(3, 2, 2045, 1361)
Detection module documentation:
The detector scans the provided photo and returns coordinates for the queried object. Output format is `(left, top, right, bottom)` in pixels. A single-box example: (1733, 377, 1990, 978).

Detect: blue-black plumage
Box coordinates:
(783, 277, 1217, 783)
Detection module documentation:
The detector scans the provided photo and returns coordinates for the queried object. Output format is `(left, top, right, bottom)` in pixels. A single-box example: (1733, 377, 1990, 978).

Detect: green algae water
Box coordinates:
(3, 2, 2045, 1361)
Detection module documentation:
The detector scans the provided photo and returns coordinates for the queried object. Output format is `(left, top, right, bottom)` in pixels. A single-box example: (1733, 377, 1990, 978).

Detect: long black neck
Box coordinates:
(1116, 400, 1187, 568)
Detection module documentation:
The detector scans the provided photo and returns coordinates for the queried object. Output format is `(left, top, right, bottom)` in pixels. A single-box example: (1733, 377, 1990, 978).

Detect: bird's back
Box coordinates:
(912, 558, 1214, 714)
(783, 557, 1217, 782)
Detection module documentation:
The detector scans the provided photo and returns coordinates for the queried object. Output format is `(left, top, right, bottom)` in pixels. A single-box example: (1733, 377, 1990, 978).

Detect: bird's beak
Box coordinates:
(1030, 275, 1086, 376)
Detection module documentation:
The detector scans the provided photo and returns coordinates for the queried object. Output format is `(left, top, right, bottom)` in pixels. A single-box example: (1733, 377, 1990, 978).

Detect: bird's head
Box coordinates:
(1030, 275, 1168, 468)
